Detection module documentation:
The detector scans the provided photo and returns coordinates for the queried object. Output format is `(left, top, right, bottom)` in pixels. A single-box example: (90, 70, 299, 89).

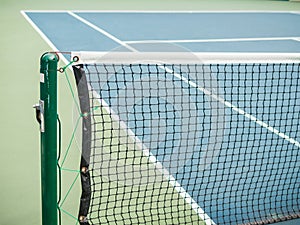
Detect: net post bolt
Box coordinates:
(79, 215, 87, 223)
(81, 166, 88, 174)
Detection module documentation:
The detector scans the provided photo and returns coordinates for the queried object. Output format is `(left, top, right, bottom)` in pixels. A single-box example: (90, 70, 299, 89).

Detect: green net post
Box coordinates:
(39, 53, 59, 225)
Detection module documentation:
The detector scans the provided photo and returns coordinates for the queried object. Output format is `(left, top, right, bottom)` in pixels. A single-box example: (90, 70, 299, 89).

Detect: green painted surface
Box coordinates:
(1, 1, 300, 225)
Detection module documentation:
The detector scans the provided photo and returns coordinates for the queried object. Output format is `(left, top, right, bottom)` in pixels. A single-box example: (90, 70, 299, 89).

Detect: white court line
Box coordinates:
(67, 11, 216, 225)
(68, 12, 300, 150)
(68, 11, 137, 52)
(70, 10, 300, 14)
(22, 9, 300, 47)
(22, 10, 300, 224)
(73, 50, 300, 150)
(22, 10, 300, 13)
(21, 11, 61, 53)
(66, 10, 300, 45)
(160, 66, 300, 151)
(69, 10, 300, 222)
(69, 9, 300, 223)
(93, 91, 216, 225)
(125, 37, 300, 44)
(22, 9, 216, 224)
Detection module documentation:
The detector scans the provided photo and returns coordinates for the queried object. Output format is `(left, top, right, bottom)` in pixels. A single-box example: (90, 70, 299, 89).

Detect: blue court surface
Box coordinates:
(22, 11, 300, 225)
(22, 11, 300, 53)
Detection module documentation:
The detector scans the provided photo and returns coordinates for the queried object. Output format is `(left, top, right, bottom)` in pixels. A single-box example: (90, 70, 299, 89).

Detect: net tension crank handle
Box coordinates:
(33, 100, 45, 132)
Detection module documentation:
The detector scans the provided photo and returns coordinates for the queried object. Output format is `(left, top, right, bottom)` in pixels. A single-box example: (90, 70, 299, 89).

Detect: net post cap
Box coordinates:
(40, 52, 59, 62)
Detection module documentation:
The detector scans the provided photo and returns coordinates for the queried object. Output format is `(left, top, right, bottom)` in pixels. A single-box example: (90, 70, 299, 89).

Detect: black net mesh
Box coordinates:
(73, 62, 300, 225)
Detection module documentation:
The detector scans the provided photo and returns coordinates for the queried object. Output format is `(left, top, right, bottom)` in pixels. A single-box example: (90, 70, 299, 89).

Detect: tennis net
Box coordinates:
(72, 52, 300, 225)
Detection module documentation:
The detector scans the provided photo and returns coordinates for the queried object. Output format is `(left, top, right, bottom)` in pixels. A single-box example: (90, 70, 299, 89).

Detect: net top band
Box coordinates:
(72, 51, 300, 65)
